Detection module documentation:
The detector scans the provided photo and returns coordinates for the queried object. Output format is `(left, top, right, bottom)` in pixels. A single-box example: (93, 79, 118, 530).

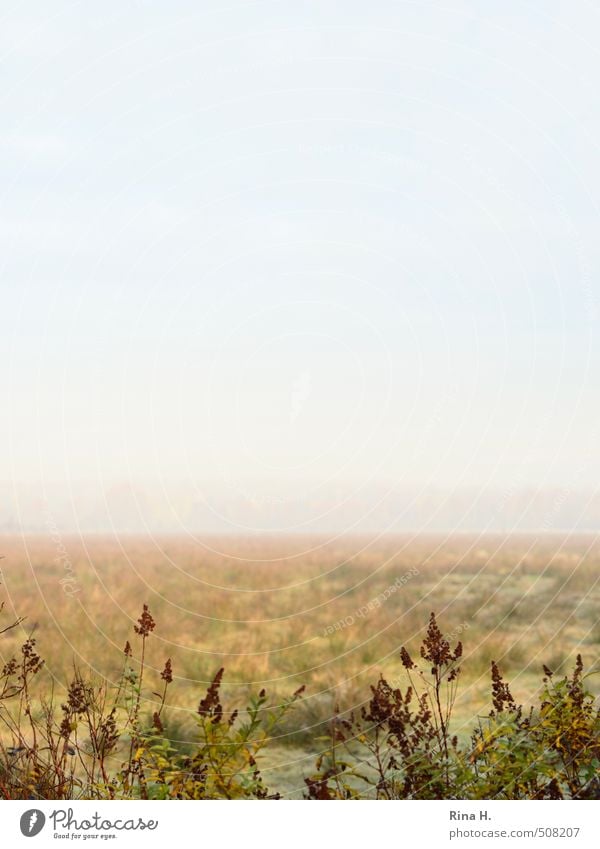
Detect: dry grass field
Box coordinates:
(1, 533, 599, 797)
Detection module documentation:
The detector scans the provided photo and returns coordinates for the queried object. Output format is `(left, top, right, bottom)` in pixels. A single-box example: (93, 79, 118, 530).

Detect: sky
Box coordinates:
(1, 1, 599, 532)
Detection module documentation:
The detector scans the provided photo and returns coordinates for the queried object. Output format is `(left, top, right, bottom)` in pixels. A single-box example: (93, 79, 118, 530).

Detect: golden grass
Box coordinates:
(1, 532, 599, 771)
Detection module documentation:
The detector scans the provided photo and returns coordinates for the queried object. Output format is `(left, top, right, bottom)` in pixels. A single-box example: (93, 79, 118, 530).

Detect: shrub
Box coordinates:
(305, 613, 600, 800)
(2, 589, 599, 800)
(469, 657, 600, 799)
(305, 612, 469, 799)
(0, 599, 303, 800)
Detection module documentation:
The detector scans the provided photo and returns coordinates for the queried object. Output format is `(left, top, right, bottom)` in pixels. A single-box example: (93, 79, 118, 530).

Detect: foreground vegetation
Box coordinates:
(1, 593, 599, 799)
(3, 535, 599, 724)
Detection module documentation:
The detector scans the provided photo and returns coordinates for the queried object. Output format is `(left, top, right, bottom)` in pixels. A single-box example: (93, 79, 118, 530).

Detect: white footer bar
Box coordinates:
(0, 799, 597, 847)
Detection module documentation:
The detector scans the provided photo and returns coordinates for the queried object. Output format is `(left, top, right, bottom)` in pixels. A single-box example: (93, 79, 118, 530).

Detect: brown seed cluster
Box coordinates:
(133, 605, 156, 637)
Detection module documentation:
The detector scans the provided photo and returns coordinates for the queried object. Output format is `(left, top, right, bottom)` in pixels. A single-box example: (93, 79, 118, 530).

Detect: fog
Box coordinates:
(2, 2, 598, 532)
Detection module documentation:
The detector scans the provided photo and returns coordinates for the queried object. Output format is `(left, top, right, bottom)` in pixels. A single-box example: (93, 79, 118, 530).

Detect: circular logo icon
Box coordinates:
(19, 810, 46, 837)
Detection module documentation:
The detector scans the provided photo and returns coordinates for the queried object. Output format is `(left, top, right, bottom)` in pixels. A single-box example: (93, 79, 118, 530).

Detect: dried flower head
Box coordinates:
(198, 667, 224, 723)
(490, 660, 517, 713)
(161, 658, 173, 684)
(420, 612, 450, 667)
(134, 605, 156, 638)
(20, 638, 44, 677)
(419, 613, 462, 680)
(400, 646, 416, 669)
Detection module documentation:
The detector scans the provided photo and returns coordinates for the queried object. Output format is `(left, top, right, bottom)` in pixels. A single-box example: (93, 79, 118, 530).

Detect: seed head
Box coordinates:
(134, 605, 156, 638)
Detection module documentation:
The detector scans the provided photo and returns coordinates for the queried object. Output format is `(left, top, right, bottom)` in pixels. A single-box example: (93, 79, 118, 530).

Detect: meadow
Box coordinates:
(1, 533, 599, 798)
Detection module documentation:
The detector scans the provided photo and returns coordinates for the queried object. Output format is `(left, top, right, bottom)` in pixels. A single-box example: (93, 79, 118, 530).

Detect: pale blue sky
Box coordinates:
(1, 2, 599, 530)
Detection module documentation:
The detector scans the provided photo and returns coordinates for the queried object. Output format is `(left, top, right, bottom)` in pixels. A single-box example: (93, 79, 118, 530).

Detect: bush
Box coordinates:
(1, 589, 599, 800)
(0, 600, 303, 799)
(305, 613, 600, 800)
